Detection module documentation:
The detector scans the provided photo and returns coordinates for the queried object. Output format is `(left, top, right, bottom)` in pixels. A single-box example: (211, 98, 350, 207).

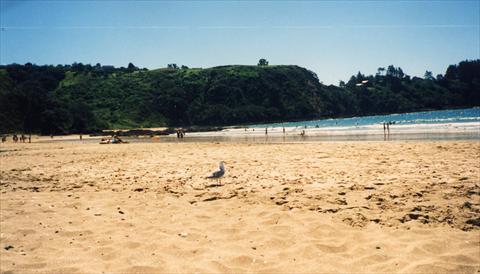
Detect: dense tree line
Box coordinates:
(0, 60, 478, 134)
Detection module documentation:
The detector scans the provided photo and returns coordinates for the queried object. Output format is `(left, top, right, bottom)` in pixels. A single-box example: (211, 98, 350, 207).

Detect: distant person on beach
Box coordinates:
(21, 134, 26, 143)
(300, 130, 305, 137)
(176, 129, 184, 138)
(1, 135, 6, 143)
(111, 135, 122, 144)
(265, 128, 268, 135)
(383, 122, 387, 140)
(13, 134, 18, 143)
(108, 135, 128, 144)
(80, 134, 83, 140)
(283, 127, 285, 134)
(28, 134, 31, 143)
(387, 122, 390, 134)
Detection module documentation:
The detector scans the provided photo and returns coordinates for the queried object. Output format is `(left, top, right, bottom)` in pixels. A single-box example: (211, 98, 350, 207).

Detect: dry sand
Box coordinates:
(0, 140, 479, 273)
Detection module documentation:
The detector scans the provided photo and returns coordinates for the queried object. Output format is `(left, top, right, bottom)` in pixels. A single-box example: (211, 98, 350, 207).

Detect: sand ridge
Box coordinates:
(0, 141, 479, 273)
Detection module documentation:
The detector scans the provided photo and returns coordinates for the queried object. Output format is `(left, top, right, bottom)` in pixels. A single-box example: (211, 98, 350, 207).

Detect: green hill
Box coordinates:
(59, 65, 326, 128)
(0, 60, 479, 134)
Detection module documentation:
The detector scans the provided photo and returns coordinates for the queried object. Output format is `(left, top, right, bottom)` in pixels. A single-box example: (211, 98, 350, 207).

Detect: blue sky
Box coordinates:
(1, 0, 479, 85)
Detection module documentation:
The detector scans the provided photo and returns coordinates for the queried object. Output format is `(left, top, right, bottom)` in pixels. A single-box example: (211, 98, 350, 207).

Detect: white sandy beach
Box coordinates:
(0, 139, 479, 273)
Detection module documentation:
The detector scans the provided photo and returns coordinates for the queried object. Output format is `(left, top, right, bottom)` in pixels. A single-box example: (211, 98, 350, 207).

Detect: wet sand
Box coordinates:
(0, 141, 479, 273)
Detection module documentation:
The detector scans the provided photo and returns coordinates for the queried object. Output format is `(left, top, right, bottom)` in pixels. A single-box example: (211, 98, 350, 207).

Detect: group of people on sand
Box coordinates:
(383, 121, 396, 135)
(260, 127, 306, 137)
(176, 129, 186, 139)
(100, 134, 127, 144)
(2, 134, 31, 143)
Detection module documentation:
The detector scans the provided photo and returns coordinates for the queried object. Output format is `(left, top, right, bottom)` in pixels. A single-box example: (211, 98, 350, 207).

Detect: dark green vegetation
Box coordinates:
(0, 60, 479, 134)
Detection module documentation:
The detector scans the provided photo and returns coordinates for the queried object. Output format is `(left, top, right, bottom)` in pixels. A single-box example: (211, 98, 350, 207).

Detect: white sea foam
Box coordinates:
(183, 122, 479, 139)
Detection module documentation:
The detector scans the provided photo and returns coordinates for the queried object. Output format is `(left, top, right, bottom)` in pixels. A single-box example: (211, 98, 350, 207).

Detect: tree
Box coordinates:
(257, 59, 269, 66)
(424, 70, 434, 80)
(71, 62, 85, 73)
(167, 64, 178, 69)
(386, 65, 404, 78)
(386, 65, 396, 77)
(376, 67, 385, 76)
(397, 67, 404, 79)
(356, 71, 365, 81)
(127, 62, 138, 72)
(445, 65, 458, 80)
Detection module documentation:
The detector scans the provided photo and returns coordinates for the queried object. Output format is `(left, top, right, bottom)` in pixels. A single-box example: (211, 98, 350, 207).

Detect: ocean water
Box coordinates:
(249, 107, 480, 129)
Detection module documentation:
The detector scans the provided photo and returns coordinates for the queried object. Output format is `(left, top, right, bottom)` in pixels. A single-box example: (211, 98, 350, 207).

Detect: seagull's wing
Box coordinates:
(207, 169, 224, 179)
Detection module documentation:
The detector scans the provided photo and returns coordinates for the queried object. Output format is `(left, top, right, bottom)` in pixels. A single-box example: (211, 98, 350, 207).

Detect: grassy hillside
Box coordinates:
(53, 65, 325, 129)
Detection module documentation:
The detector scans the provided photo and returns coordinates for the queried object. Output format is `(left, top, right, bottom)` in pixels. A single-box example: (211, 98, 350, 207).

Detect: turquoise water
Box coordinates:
(250, 107, 480, 128)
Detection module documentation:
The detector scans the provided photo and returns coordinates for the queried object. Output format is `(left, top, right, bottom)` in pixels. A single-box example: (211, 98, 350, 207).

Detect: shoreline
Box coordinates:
(5, 121, 479, 144)
(182, 121, 480, 141)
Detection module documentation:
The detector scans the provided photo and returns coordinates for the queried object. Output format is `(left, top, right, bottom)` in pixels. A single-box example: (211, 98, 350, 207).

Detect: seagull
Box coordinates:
(207, 161, 226, 183)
